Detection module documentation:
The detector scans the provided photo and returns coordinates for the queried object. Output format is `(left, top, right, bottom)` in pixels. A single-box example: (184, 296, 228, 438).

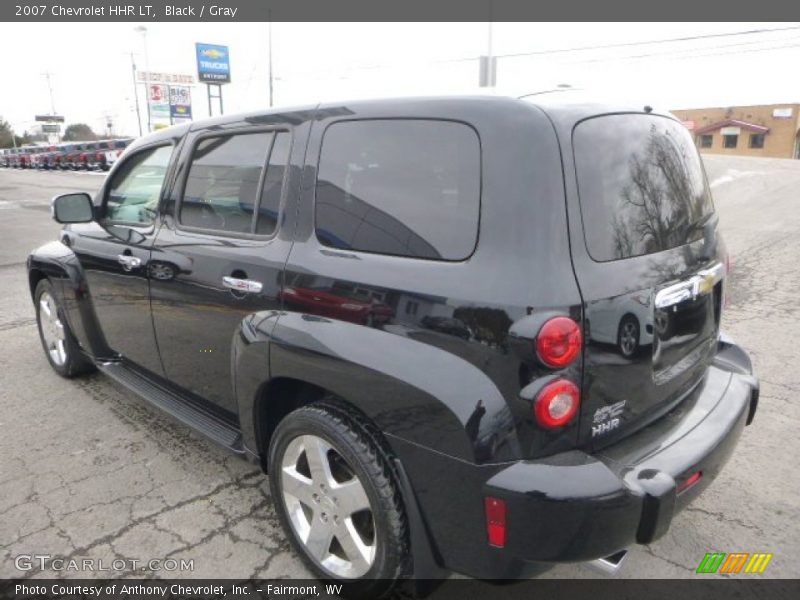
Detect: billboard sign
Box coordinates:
(169, 85, 193, 121)
(196, 43, 231, 84)
(148, 84, 171, 120)
(35, 115, 65, 123)
(41, 124, 61, 133)
(138, 72, 194, 85)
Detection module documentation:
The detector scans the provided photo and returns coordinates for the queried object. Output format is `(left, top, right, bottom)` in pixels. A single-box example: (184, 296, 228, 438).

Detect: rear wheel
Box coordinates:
(35, 279, 96, 378)
(269, 403, 409, 597)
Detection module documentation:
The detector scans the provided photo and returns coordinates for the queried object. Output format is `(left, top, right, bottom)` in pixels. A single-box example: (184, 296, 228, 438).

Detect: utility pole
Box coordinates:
(134, 26, 152, 132)
(41, 71, 60, 142)
(486, 21, 494, 86)
(268, 13, 274, 107)
(42, 71, 57, 114)
(478, 21, 497, 87)
(129, 52, 144, 136)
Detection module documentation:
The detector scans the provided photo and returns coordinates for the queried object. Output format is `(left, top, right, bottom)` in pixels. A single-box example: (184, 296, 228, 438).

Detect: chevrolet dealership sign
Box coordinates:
(196, 43, 231, 84)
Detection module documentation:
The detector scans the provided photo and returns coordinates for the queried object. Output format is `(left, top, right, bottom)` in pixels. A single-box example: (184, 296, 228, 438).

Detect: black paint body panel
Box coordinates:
(26, 94, 759, 579)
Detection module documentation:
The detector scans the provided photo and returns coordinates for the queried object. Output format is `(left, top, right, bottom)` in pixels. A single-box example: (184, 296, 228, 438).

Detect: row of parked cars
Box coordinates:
(0, 139, 133, 171)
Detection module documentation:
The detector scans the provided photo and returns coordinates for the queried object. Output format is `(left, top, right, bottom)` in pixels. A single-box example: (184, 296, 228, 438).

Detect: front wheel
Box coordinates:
(269, 403, 409, 597)
(34, 279, 96, 378)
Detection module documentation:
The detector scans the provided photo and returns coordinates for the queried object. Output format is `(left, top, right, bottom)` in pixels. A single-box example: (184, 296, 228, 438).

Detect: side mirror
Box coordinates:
(51, 193, 94, 224)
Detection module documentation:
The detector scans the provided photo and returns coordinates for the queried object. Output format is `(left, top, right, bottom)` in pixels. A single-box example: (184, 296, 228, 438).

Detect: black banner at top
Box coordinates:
(2, 0, 800, 22)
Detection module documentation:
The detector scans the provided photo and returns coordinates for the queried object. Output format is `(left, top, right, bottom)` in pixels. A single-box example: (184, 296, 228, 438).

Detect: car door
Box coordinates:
(149, 123, 300, 415)
(64, 140, 179, 374)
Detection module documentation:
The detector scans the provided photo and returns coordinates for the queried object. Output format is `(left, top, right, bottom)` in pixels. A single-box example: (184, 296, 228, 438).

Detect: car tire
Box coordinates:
(34, 279, 96, 378)
(617, 315, 640, 358)
(268, 401, 409, 598)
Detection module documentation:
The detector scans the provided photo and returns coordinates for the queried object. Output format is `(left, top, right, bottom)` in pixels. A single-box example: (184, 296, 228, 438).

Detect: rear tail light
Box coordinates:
(484, 497, 507, 547)
(536, 316, 582, 368)
(534, 379, 580, 428)
(95, 152, 103, 160)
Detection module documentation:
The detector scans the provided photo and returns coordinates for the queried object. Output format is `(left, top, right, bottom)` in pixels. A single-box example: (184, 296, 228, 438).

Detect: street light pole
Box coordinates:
(134, 25, 152, 133)
(129, 52, 143, 137)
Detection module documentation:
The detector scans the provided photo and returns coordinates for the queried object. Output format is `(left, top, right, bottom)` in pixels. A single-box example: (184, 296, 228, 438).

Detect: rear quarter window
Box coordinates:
(314, 119, 481, 261)
(573, 114, 714, 262)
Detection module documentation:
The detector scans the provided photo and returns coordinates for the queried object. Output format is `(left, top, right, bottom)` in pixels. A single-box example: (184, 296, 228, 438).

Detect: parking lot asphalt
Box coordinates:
(0, 158, 798, 583)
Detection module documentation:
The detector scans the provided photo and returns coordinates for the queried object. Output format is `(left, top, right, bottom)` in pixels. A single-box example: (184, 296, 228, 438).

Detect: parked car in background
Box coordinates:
(61, 144, 81, 170)
(7, 149, 19, 168)
(44, 145, 66, 170)
(31, 146, 54, 170)
(16, 147, 31, 169)
(420, 315, 474, 340)
(29, 94, 759, 595)
(75, 142, 100, 170)
(87, 138, 133, 171)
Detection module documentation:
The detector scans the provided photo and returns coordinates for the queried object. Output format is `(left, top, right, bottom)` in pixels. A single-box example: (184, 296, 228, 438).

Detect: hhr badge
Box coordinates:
(592, 400, 626, 437)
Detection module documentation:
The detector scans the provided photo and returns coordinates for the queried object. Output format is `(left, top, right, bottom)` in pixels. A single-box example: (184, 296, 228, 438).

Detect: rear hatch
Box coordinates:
(570, 113, 724, 449)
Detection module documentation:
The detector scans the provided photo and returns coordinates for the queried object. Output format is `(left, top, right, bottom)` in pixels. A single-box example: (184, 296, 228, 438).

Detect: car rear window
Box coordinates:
(573, 114, 714, 262)
(315, 119, 480, 261)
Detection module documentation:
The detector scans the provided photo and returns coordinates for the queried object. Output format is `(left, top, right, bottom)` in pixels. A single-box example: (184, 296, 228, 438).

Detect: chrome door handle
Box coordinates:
(222, 276, 263, 294)
(117, 254, 141, 271)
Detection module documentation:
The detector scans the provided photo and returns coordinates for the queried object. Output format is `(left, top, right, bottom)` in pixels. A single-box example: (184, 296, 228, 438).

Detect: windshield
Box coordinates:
(573, 114, 714, 262)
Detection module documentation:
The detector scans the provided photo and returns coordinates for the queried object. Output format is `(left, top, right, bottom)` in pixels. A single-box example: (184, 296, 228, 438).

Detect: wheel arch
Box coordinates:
(28, 267, 48, 300)
(253, 376, 449, 580)
(27, 241, 110, 358)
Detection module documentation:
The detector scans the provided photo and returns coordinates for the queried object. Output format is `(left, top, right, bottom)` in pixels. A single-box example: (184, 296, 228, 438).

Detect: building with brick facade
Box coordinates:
(671, 104, 800, 159)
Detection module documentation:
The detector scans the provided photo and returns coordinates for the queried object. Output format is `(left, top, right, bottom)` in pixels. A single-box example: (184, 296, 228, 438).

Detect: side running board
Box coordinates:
(98, 361, 245, 454)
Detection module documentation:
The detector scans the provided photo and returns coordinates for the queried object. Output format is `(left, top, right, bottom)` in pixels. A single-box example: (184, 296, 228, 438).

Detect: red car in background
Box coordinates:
(280, 286, 395, 326)
(75, 142, 100, 170)
(87, 139, 133, 171)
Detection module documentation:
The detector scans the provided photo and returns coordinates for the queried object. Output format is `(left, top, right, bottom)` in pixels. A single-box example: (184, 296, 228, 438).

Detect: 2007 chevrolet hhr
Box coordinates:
(28, 92, 759, 595)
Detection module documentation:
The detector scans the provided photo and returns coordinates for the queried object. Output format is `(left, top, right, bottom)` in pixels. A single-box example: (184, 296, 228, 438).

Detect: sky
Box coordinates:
(1, 21, 799, 138)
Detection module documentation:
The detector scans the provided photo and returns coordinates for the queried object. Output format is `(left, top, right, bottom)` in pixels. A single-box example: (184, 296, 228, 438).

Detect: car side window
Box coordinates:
(105, 144, 174, 225)
(314, 119, 481, 261)
(180, 131, 290, 236)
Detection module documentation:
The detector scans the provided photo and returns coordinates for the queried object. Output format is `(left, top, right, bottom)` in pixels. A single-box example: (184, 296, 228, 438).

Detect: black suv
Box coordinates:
(28, 94, 758, 594)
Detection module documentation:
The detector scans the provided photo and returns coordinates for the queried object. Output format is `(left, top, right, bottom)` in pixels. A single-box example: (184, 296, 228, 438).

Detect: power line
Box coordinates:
(269, 24, 800, 81)
(635, 41, 800, 62)
(489, 24, 800, 60)
(568, 35, 800, 64)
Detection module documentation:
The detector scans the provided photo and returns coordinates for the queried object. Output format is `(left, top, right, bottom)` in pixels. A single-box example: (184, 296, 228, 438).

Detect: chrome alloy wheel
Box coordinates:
(39, 291, 67, 366)
(620, 321, 638, 357)
(280, 434, 376, 578)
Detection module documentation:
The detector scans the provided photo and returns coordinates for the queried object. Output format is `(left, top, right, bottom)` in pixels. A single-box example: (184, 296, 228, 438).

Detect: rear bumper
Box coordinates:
(486, 363, 756, 564)
(394, 335, 758, 579)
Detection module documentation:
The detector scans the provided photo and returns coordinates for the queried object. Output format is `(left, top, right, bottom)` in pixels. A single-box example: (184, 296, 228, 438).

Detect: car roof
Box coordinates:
(125, 89, 677, 149)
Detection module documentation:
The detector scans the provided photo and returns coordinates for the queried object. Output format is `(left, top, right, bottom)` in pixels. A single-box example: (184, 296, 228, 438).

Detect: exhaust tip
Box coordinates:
(588, 549, 628, 576)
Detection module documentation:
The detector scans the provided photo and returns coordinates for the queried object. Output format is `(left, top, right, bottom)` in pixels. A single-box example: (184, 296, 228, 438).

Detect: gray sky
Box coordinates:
(2, 22, 799, 137)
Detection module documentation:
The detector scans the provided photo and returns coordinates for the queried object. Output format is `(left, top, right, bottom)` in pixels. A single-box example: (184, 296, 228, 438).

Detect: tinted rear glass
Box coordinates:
(574, 114, 713, 262)
(315, 119, 480, 261)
